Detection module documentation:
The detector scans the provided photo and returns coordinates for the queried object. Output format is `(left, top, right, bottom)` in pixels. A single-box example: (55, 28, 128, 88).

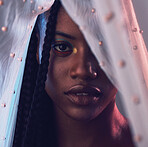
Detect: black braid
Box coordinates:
(21, 1, 61, 147)
(13, 26, 39, 147)
(13, 1, 61, 147)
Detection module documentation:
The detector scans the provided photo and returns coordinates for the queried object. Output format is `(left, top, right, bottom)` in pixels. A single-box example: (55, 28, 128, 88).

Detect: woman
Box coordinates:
(12, 0, 134, 147)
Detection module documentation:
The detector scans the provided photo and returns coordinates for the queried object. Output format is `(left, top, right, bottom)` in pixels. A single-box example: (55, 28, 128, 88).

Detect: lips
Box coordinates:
(64, 85, 103, 106)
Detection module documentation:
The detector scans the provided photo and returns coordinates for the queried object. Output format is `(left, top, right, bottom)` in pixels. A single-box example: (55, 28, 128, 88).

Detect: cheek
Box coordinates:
(45, 57, 69, 101)
(100, 70, 117, 96)
(105, 81, 117, 97)
(96, 73, 117, 110)
(103, 81, 117, 106)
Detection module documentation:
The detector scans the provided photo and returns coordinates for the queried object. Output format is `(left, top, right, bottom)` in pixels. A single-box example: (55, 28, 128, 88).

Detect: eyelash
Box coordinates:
(51, 40, 73, 57)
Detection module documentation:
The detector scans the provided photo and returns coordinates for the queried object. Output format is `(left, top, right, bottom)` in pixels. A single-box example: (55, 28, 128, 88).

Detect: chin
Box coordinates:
(64, 106, 104, 122)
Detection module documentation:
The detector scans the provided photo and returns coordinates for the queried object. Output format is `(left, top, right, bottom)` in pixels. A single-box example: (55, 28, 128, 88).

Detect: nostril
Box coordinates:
(69, 64, 98, 80)
(70, 70, 77, 79)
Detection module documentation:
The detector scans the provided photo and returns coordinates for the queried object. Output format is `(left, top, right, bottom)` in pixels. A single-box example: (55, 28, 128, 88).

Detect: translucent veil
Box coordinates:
(0, 0, 54, 146)
(0, 0, 148, 146)
(61, 0, 148, 146)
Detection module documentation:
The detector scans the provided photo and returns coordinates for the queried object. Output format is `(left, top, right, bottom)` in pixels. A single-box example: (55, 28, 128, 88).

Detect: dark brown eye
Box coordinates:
(51, 41, 73, 57)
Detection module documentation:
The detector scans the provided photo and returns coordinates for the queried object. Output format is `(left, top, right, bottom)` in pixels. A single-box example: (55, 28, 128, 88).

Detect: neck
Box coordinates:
(53, 100, 133, 147)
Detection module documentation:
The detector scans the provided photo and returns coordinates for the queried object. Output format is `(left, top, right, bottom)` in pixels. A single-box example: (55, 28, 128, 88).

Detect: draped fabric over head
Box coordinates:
(0, 0, 54, 146)
(0, 0, 148, 147)
(60, 1, 148, 147)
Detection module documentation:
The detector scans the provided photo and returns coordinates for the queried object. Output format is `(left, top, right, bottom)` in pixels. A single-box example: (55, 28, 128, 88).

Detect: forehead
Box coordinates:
(56, 7, 83, 38)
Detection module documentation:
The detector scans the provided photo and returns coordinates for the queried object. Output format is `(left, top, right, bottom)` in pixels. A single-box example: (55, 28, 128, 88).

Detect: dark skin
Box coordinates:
(38, 6, 134, 147)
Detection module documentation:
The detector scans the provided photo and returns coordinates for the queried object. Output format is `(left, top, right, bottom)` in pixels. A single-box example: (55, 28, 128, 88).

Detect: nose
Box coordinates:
(69, 50, 98, 81)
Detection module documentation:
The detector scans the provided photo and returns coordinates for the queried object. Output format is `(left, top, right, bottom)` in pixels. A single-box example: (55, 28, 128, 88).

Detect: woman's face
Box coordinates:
(45, 7, 117, 121)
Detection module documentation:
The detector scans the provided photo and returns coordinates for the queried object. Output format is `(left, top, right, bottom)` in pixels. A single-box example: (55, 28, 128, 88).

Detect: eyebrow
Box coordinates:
(55, 31, 76, 40)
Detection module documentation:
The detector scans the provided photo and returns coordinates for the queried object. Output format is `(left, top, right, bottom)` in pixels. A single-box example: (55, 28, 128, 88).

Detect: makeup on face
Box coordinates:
(51, 38, 74, 57)
(45, 6, 117, 121)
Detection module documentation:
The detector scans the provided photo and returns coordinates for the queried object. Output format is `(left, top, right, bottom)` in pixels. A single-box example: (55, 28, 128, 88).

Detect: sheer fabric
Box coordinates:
(0, 0, 54, 146)
(0, 0, 148, 147)
(132, 0, 148, 49)
(61, 0, 148, 146)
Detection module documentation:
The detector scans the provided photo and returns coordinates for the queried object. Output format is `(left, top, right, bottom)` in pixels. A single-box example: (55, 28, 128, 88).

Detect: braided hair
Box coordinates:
(13, 0, 61, 146)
